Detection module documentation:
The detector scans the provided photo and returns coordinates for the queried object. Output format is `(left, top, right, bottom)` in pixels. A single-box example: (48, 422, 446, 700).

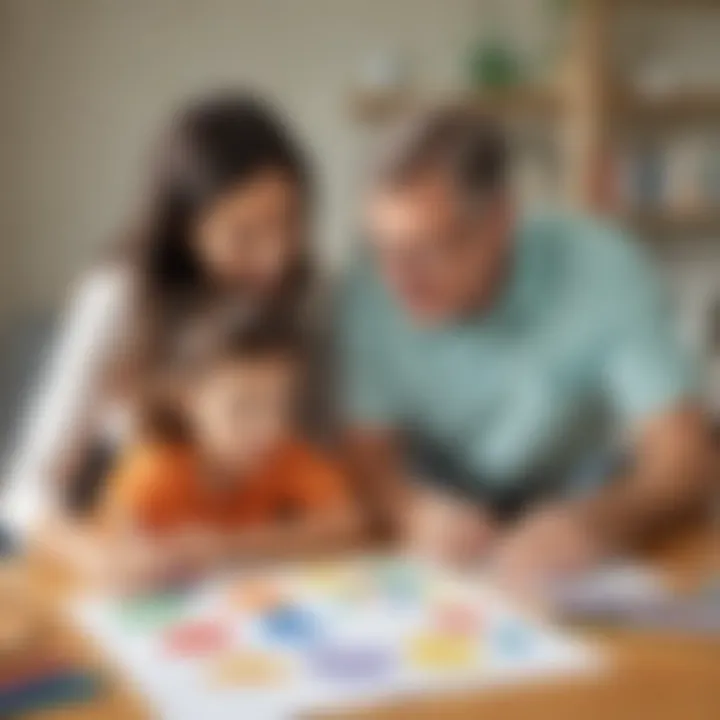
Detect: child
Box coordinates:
(92, 315, 359, 591)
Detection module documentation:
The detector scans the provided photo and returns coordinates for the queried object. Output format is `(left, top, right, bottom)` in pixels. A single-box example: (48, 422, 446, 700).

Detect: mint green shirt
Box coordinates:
(341, 212, 696, 491)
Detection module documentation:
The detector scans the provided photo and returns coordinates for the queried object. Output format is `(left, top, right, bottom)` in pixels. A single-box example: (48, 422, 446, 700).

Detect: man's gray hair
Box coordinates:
(373, 105, 509, 203)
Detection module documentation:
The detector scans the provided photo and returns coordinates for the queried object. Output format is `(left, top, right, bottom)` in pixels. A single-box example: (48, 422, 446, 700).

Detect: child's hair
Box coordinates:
(176, 308, 303, 375)
(141, 310, 303, 441)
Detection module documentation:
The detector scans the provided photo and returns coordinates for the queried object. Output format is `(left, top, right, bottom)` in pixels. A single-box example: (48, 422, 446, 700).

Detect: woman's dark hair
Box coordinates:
(124, 90, 312, 381)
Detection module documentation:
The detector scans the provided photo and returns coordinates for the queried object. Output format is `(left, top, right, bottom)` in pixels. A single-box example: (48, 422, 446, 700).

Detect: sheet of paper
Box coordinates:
(549, 562, 671, 620)
(70, 557, 601, 720)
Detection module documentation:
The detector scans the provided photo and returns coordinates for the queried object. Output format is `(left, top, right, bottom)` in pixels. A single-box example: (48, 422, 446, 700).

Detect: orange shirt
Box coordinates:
(101, 440, 350, 534)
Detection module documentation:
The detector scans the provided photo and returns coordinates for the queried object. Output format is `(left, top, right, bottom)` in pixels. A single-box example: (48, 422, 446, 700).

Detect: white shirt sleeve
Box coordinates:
(1, 266, 134, 536)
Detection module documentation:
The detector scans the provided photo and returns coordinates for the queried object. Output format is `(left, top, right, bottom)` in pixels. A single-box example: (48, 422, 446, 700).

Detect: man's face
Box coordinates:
(366, 174, 511, 325)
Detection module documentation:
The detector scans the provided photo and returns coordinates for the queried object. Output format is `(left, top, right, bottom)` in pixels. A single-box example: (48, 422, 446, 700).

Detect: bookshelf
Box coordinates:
(349, 0, 720, 239)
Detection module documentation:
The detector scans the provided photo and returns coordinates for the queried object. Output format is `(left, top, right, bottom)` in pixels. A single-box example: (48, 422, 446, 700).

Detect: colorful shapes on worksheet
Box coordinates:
(433, 601, 482, 635)
(118, 592, 188, 631)
(262, 605, 319, 646)
(228, 579, 285, 614)
(164, 619, 228, 657)
(375, 560, 425, 604)
(406, 631, 478, 671)
(208, 651, 289, 688)
(342, 577, 376, 605)
(298, 562, 348, 591)
(490, 619, 535, 658)
(299, 562, 375, 608)
(75, 554, 595, 718)
(311, 642, 395, 682)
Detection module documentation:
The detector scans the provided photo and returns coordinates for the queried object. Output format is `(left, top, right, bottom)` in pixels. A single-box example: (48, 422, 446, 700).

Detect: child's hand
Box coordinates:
(101, 538, 174, 595)
(172, 527, 228, 573)
(494, 503, 602, 595)
(404, 489, 496, 568)
(91, 529, 188, 595)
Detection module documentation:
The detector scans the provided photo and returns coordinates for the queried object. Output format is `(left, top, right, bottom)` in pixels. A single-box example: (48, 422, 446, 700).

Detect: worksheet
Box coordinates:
(71, 556, 600, 719)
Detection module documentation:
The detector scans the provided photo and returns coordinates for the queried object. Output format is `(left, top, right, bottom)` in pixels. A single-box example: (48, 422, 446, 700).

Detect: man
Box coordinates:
(341, 106, 716, 587)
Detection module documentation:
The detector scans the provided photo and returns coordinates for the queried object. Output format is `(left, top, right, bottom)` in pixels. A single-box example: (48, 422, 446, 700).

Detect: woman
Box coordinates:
(2, 91, 314, 541)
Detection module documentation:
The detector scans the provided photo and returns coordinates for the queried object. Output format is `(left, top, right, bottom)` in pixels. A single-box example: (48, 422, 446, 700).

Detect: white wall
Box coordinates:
(0, 0, 483, 319)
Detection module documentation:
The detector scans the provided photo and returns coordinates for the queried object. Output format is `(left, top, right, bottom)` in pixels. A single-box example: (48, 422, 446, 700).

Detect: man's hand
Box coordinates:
(496, 405, 716, 595)
(404, 488, 496, 567)
(493, 503, 601, 594)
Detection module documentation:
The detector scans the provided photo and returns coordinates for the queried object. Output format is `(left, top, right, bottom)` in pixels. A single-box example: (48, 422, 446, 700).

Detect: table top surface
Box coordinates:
(4, 525, 719, 720)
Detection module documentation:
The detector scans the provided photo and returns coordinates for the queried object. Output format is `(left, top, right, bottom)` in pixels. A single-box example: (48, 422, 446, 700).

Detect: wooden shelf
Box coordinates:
(627, 0, 720, 6)
(352, 86, 720, 125)
(350, 86, 561, 124)
(625, 209, 720, 238)
(617, 90, 720, 125)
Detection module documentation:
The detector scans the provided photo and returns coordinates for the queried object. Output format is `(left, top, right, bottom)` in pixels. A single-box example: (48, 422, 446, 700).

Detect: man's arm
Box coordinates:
(582, 238, 717, 551)
(496, 233, 718, 587)
(587, 236, 718, 545)
(495, 404, 716, 588)
(576, 403, 716, 550)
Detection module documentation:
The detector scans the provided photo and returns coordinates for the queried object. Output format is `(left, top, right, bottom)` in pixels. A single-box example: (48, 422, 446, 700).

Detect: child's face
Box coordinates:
(187, 356, 296, 472)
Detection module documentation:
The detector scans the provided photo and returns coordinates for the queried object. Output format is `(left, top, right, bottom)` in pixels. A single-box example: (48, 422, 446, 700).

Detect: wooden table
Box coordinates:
(6, 525, 719, 720)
